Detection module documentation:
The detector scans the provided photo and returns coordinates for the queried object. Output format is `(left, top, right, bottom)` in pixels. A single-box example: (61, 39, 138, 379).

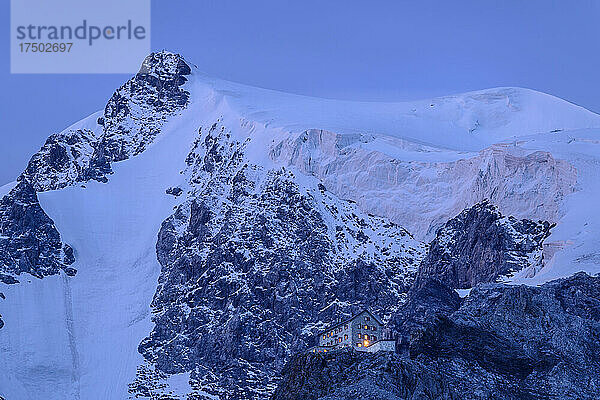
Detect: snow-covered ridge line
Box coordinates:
(189, 73, 600, 152)
(19, 51, 192, 192)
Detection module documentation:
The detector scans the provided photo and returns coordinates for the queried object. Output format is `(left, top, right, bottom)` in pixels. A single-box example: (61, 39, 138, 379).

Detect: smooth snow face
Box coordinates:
(0, 181, 16, 197)
(191, 74, 600, 152)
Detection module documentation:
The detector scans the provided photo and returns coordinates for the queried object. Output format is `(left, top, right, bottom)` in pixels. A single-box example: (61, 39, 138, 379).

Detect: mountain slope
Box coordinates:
(1, 51, 600, 399)
(130, 118, 425, 399)
(274, 273, 600, 400)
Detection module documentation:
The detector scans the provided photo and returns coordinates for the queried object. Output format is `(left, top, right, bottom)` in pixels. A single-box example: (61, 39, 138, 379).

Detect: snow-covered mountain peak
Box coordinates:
(2, 51, 600, 400)
(138, 51, 191, 82)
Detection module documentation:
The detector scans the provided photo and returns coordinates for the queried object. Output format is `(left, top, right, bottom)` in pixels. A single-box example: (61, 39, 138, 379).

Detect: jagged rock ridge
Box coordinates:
(1, 52, 190, 278)
(20, 51, 191, 191)
(0, 52, 192, 331)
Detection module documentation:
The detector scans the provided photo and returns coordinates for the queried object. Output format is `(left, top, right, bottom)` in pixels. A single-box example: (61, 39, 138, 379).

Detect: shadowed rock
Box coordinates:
(274, 273, 600, 400)
(0, 180, 75, 282)
(415, 200, 553, 289)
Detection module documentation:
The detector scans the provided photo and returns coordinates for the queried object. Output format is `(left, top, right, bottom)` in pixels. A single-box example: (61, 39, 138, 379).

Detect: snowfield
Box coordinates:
(187, 71, 600, 280)
(1, 55, 600, 399)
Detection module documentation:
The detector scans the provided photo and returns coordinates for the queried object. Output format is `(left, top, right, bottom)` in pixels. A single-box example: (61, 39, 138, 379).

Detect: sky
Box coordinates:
(1, 0, 599, 185)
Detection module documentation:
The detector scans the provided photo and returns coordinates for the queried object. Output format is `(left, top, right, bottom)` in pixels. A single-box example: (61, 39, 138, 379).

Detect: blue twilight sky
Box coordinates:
(1, 1, 599, 185)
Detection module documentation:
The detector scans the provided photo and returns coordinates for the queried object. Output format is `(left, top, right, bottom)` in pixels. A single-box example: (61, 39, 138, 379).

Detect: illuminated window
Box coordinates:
(358, 333, 362, 339)
(344, 324, 348, 330)
(373, 336, 377, 341)
(365, 334, 369, 340)
(338, 338, 342, 343)
(363, 339, 369, 347)
(323, 334, 326, 340)
(364, 325, 368, 330)
(344, 334, 348, 340)
(357, 343, 362, 347)
(372, 326, 377, 331)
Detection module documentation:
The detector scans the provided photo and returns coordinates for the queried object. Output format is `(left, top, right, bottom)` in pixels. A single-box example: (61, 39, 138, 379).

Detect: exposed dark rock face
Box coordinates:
(131, 121, 426, 399)
(409, 272, 600, 398)
(19, 129, 99, 191)
(272, 350, 456, 400)
(391, 278, 462, 355)
(165, 187, 183, 197)
(275, 273, 600, 400)
(416, 200, 553, 289)
(0, 181, 74, 284)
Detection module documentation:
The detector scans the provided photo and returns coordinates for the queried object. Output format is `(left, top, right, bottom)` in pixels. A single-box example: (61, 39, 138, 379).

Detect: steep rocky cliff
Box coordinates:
(415, 200, 554, 289)
(0, 181, 74, 286)
(274, 272, 600, 400)
(390, 278, 462, 355)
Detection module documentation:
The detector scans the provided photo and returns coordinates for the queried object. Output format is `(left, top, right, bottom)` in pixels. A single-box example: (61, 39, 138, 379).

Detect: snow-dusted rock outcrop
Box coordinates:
(19, 51, 191, 192)
(20, 129, 99, 192)
(415, 200, 554, 289)
(130, 120, 426, 399)
(0, 181, 74, 286)
(90, 52, 191, 181)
